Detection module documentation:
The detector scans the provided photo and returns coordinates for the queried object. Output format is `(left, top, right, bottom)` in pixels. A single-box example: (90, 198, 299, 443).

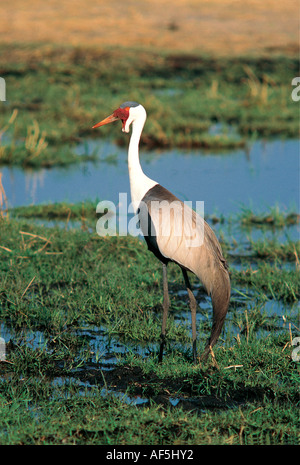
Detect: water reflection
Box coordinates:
(1, 139, 299, 217)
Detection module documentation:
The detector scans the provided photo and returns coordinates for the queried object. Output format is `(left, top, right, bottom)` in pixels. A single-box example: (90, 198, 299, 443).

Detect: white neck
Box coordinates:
(128, 113, 157, 212)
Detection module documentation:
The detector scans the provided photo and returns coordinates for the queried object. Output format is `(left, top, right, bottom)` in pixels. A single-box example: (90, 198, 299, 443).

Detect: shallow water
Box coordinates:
(2, 138, 299, 217)
(1, 290, 297, 367)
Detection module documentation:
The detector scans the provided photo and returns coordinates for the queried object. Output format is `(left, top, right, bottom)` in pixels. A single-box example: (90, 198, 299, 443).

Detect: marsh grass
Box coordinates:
(10, 200, 300, 226)
(0, 331, 299, 445)
(0, 117, 97, 168)
(10, 200, 100, 222)
(231, 264, 299, 303)
(7, 202, 300, 304)
(245, 238, 300, 262)
(0, 213, 299, 445)
(239, 205, 300, 228)
(0, 45, 298, 167)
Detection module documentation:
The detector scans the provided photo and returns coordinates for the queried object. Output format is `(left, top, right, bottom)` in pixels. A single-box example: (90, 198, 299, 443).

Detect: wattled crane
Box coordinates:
(93, 101, 230, 362)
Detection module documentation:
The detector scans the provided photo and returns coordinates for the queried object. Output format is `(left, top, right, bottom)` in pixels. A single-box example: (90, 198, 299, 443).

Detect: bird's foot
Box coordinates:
(200, 344, 219, 369)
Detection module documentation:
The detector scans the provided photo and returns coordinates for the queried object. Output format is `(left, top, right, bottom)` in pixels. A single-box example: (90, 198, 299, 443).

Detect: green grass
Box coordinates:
(231, 264, 299, 303)
(10, 200, 100, 221)
(0, 348, 299, 445)
(0, 214, 299, 445)
(0, 330, 299, 445)
(9, 199, 299, 227)
(239, 205, 300, 227)
(244, 238, 300, 261)
(0, 44, 298, 167)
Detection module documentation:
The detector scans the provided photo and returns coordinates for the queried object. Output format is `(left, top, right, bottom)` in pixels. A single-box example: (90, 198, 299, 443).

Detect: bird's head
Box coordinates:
(92, 101, 146, 133)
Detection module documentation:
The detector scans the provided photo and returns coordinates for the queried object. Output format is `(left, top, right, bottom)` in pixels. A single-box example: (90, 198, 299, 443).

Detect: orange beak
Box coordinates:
(92, 114, 118, 129)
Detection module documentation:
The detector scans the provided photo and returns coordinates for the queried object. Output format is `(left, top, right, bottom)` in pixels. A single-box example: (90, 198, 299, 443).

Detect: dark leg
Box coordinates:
(181, 268, 198, 363)
(159, 263, 170, 363)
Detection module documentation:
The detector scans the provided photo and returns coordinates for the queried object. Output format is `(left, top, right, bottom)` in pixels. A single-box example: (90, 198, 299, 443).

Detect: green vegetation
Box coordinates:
(231, 264, 299, 303)
(9, 199, 299, 226)
(0, 337, 299, 445)
(239, 205, 300, 228)
(0, 209, 299, 445)
(10, 200, 99, 221)
(0, 44, 299, 167)
(0, 43, 299, 445)
(243, 238, 299, 261)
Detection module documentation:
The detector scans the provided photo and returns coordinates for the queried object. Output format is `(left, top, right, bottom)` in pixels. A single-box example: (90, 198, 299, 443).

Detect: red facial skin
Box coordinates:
(113, 107, 130, 130)
(92, 106, 130, 130)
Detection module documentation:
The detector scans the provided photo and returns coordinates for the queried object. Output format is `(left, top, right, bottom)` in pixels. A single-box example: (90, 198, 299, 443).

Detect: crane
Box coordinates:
(93, 101, 230, 363)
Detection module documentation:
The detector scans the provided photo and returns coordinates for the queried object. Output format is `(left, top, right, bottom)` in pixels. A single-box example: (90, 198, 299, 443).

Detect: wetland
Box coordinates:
(0, 43, 299, 446)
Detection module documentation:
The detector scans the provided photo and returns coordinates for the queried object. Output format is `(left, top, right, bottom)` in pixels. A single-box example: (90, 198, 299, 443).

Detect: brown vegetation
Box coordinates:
(0, 0, 298, 55)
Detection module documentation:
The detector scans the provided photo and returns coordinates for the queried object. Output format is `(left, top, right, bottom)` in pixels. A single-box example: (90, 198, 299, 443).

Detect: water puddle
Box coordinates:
(0, 288, 298, 412)
(1, 288, 297, 368)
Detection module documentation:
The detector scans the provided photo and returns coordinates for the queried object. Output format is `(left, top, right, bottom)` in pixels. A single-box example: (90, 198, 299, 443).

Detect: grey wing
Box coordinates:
(141, 198, 226, 295)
